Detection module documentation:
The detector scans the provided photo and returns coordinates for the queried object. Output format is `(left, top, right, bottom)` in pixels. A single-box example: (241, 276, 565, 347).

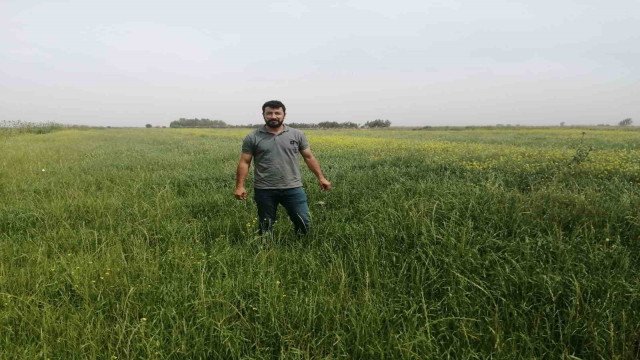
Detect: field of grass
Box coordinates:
(1, 127, 639, 359)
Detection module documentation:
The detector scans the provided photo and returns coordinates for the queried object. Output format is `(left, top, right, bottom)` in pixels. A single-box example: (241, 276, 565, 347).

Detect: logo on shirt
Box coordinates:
(290, 139, 299, 152)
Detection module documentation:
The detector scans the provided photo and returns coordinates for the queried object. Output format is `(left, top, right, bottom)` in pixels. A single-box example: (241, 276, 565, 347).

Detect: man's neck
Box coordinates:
(264, 124, 284, 134)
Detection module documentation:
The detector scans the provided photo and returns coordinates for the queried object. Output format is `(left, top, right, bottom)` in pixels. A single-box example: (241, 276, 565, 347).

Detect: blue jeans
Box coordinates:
(254, 187, 311, 235)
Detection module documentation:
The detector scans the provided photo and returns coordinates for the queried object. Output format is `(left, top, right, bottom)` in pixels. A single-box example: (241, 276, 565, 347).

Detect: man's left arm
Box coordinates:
(300, 148, 331, 191)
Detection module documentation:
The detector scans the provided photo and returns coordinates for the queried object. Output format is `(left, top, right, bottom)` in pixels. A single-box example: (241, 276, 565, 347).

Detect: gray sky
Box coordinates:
(1, 0, 639, 127)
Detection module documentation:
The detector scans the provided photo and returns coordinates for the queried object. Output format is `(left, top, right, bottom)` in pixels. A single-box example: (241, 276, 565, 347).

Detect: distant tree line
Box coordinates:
(363, 119, 391, 128)
(161, 118, 392, 129)
(255, 122, 361, 129)
(282, 121, 360, 129)
(1, 120, 66, 136)
(169, 118, 228, 128)
(618, 118, 633, 126)
(252, 121, 388, 128)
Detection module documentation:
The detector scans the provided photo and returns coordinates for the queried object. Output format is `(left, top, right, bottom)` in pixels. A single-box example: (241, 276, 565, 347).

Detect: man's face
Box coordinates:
(263, 107, 286, 128)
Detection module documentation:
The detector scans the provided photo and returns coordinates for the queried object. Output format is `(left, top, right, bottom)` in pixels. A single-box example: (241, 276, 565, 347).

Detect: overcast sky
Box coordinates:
(1, 0, 638, 127)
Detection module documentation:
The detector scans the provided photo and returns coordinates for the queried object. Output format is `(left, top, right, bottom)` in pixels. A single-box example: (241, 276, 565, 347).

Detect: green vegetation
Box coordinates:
(1, 127, 639, 359)
(169, 118, 227, 128)
(619, 118, 633, 126)
(316, 121, 359, 129)
(364, 119, 391, 128)
(0, 120, 66, 137)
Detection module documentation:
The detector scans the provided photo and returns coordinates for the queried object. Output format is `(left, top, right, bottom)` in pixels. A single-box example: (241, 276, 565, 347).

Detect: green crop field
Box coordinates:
(1, 127, 639, 359)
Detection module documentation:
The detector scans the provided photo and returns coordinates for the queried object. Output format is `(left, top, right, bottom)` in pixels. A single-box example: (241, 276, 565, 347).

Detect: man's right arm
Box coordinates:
(234, 153, 252, 200)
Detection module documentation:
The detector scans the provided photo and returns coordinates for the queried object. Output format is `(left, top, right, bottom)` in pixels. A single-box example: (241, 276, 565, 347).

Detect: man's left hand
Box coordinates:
(319, 178, 331, 191)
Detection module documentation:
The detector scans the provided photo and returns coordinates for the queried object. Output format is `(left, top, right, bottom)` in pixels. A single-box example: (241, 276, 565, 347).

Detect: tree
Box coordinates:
(560, 122, 565, 127)
(341, 122, 359, 128)
(288, 122, 317, 129)
(145, 124, 152, 128)
(618, 118, 633, 126)
(363, 119, 391, 128)
(169, 118, 228, 128)
(317, 121, 341, 128)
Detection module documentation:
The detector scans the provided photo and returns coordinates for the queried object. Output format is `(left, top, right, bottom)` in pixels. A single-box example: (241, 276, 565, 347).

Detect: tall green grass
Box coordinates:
(0, 120, 66, 137)
(1, 128, 639, 359)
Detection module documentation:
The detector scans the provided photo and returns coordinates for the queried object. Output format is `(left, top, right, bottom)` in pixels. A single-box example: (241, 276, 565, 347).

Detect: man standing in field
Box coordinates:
(234, 100, 331, 236)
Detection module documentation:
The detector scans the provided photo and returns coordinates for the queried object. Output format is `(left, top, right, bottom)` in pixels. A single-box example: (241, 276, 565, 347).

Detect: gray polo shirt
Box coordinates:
(242, 125, 310, 189)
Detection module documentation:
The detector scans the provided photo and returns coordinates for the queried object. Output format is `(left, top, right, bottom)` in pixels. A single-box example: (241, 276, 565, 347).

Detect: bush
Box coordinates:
(0, 120, 65, 136)
(618, 118, 633, 126)
(169, 118, 227, 128)
(363, 119, 391, 128)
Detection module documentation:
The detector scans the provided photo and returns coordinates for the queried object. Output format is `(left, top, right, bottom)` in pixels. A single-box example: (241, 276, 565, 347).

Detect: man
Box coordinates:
(234, 100, 331, 236)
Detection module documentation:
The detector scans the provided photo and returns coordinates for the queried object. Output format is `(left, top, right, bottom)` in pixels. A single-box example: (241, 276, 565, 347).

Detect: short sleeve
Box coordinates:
(298, 131, 309, 151)
(241, 134, 254, 154)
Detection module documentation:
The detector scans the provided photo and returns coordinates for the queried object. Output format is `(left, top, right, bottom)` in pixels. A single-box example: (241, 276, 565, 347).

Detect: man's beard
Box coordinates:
(265, 119, 283, 128)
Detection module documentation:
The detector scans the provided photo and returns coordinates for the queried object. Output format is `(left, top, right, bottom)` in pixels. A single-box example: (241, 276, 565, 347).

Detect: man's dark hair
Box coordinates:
(262, 100, 286, 114)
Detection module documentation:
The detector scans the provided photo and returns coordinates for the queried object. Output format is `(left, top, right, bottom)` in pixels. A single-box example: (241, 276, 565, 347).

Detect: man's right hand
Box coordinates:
(234, 186, 247, 200)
